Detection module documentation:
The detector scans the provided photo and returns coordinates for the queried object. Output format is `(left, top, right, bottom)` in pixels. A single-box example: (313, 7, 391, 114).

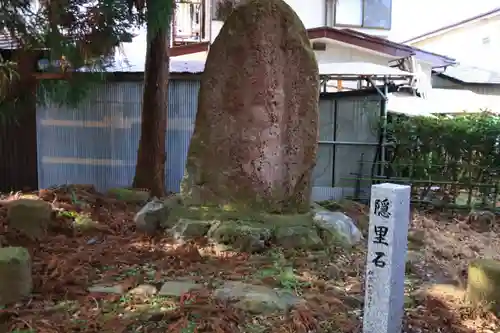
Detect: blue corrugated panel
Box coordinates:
(36, 79, 200, 192)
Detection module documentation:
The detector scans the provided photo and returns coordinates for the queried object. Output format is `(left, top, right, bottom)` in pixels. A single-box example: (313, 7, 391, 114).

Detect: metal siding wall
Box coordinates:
(165, 80, 200, 192)
(37, 79, 199, 192)
(312, 94, 380, 201)
(313, 97, 335, 187)
(469, 86, 500, 96)
(334, 96, 379, 190)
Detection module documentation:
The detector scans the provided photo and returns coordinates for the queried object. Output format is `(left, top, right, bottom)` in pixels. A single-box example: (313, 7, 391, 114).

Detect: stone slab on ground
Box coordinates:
(128, 284, 158, 297)
(158, 281, 203, 297)
(214, 281, 304, 314)
(0, 247, 32, 306)
(7, 199, 53, 239)
(88, 284, 126, 295)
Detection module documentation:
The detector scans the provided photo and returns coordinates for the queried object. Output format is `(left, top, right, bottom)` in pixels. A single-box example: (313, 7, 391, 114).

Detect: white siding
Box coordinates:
(409, 16, 500, 71)
(209, 0, 392, 42)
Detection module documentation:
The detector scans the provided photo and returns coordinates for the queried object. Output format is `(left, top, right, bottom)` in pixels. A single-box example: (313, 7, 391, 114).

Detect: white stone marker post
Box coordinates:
(363, 183, 411, 333)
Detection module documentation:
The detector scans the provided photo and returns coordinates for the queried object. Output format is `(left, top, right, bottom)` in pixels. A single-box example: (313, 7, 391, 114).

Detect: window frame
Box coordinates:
(333, 0, 392, 30)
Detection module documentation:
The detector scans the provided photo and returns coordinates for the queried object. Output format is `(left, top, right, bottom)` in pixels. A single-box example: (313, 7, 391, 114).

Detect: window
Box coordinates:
(334, 0, 392, 30)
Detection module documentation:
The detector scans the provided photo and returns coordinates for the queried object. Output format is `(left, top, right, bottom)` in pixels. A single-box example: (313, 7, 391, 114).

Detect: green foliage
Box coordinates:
(386, 112, 500, 207)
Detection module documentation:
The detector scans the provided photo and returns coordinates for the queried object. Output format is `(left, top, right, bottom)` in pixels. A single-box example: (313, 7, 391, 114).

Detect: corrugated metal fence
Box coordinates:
(37, 82, 381, 198)
(37, 79, 200, 192)
(311, 93, 380, 201)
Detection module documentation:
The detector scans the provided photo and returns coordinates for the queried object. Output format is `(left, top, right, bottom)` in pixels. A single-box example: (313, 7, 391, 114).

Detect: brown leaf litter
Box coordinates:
(0, 186, 499, 332)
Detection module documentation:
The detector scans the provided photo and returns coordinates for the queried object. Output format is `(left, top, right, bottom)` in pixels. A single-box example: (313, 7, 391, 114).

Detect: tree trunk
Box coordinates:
(132, 22, 169, 197)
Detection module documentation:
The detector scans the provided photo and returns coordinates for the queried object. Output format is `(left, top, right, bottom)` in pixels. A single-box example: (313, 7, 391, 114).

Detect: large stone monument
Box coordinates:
(181, 0, 319, 214)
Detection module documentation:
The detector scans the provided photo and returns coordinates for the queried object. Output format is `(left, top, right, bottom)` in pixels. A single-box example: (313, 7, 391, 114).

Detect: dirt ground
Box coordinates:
(1, 185, 499, 333)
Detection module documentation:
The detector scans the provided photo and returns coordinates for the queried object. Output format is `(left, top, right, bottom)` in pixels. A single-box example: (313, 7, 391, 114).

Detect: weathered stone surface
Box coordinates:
(467, 259, 500, 313)
(158, 281, 203, 297)
(312, 203, 362, 246)
(208, 221, 272, 252)
(0, 247, 32, 306)
(128, 284, 158, 297)
(134, 197, 181, 234)
(214, 281, 304, 314)
(168, 218, 212, 242)
(180, 0, 319, 214)
(7, 199, 52, 239)
(274, 225, 323, 250)
(88, 284, 126, 295)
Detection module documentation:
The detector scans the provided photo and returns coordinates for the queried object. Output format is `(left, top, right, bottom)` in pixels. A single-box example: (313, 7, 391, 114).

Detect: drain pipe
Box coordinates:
(324, 0, 328, 26)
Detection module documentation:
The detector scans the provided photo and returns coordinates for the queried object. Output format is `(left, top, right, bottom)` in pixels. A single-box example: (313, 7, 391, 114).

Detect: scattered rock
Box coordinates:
(158, 281, 203, 297)
(274, 225, 323, 250)
(468, 210, 495, 233)
(413, 283, 465, 306)
(169, 218, 212, 242)
(325, 264, 341, 280)
(208, 221, 272, 253)
(7, 199, 53, 239)
(134, 198, 179, 234)
(214, 281, 304, 314)
(407, 230, 425, 248)
(128, 284, 158, 297)
(405, 250, 424, 275)
(0, 247, 32, 306)
(467, 259, 500, 312)
(88, 284, 125, 295)
(312, 204, 362, 246)
(107, 188, 150, 203)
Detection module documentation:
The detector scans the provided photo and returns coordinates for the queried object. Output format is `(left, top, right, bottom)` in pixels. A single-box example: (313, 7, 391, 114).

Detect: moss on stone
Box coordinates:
(107, 188, 150, 203)
(467, 259, 500, 313)
(7, 199, 53, 239)
(0, 247, 32, 306)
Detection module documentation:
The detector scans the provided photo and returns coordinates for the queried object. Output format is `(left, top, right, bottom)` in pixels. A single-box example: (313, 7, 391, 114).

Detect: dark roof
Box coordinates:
(404, 7, 500, 44)
(436, 64, 500, 85)
(169, 26, 455, 68)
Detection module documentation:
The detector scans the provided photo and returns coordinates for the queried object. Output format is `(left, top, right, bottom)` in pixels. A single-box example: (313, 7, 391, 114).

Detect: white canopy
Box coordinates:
(387, 89, 500, 117)
(319, 62, 414, 80)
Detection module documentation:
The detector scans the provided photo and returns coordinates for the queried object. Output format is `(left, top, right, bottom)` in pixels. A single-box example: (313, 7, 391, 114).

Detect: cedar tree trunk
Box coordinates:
(132, 23, 169, 197)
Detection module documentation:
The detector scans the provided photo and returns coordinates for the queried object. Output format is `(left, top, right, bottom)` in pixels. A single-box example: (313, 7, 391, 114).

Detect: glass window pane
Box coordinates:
(363, 0, 392, 29)
(335, 0, 363, 26)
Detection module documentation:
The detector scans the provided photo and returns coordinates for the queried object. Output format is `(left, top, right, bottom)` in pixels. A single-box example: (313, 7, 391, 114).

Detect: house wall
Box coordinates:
(37, 78, 381, 201)
(408, 15, 500, 71)
(432, 75, 500, 96)
(208, 0, 391, 43)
